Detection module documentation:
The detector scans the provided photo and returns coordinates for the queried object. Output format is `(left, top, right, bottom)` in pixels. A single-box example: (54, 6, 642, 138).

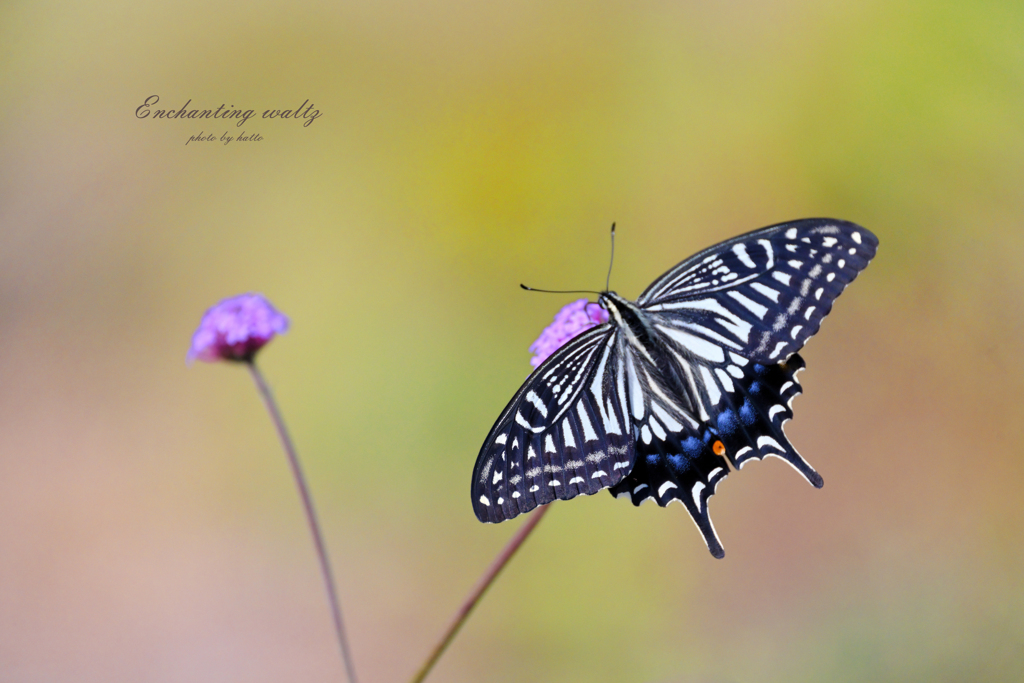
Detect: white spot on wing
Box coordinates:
(692, 482, 706, 511)
(727, 291, 768, 319)
(568, 476, 585, 485)
(515, 410, 544, 433)
(591, 470, 607, 479)
(479, 495, 490, 506)
(576, 402, 598, 442)
(641, 424, 652, 444)
(757, 435, 784, 452)
(525, 391, 548, 418)
(589, 349, 624, 438)
(495, 433, 507, 445)
(493, 471, 503, 485)
(732, 243, 756, 268)
(769, 341, 788, 359)
(627, 356, 645, 419)
(561, 418, 577, 449)
(649, 417, 667, 441)
(772, 271, 792, 286)
(658, 481, 678, 498)
(545, 434, 556, 454)
(785, 227, 798, 239)
(758, 239, 774, 268)
(750, 282, 780, 302)
(852, 231, 862, 244)
(768, 405, 786, 421)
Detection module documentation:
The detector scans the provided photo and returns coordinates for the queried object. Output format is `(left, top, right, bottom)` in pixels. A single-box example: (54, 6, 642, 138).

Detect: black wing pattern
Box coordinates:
(474, 218, 877, 558)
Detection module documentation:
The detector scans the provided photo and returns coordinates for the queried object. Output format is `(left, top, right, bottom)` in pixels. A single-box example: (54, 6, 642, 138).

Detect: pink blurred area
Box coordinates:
(1, 0, 1023, 681)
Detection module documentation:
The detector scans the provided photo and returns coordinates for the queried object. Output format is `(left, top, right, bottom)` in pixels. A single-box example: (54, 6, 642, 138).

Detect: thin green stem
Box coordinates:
(247, 360, 358, 683)
(409, 504, 551, 683)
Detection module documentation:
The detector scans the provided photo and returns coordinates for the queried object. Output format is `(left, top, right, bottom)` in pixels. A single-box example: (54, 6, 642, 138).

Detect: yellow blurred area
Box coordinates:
(1, 0, 1022, 681)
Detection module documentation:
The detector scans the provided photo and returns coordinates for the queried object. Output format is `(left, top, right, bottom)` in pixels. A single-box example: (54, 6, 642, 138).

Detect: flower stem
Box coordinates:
(408, 504, 551, 683)
(247, 361, 358, 683)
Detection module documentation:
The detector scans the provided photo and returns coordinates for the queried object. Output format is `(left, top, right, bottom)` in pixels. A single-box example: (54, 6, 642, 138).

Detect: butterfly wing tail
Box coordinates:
(610, 427, 730, 559)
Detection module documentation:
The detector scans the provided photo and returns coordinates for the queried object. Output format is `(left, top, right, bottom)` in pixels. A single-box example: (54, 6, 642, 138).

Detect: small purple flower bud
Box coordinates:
(187, 293, 289, 363)
(528, 298, 609, 369)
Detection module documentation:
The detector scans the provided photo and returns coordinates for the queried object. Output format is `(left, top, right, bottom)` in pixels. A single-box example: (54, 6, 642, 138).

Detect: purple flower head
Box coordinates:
(528, 298, 609, 369)
(187, 293, 289, 364)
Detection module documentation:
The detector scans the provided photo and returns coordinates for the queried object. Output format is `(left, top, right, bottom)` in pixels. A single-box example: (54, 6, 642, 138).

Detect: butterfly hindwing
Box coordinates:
(720, 354, 819, 483)
(608, 350, 813, 557)
(472, 326, 635, 523)
(639, 219, 878, 363)
(608, 346, 732, 556)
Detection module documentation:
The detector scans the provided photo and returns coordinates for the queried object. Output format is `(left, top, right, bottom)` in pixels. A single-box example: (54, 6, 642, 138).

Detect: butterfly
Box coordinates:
(471, 219, 877, 557)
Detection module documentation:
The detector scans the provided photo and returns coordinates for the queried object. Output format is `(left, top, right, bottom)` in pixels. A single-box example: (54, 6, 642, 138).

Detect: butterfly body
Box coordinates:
(473, 219, 877, 557)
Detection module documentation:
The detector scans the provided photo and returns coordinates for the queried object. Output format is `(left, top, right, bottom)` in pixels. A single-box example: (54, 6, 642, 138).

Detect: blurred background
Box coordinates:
(1, 1, 1022, 681)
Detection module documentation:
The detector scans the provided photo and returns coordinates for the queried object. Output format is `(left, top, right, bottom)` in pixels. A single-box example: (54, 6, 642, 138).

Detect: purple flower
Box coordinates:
(529, 298, 609, 369)
(187, 293, 289, 363)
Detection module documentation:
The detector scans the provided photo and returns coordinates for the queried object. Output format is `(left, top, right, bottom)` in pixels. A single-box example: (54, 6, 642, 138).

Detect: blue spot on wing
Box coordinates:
(740, 400, 758, 425)
(668, 454, 689, 471)
(681, 437, 703, 457)
(717, 409, 739, 435)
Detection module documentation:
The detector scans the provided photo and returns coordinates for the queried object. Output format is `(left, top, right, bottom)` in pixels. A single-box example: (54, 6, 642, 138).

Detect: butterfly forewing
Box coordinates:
(472, 325, 635, 523)
(639, 219, 878, 363)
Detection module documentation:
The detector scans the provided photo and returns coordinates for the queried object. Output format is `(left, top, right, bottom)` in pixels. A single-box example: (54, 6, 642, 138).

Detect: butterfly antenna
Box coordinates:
(519, 284, 602, 295)
(605, 222, 616, 293)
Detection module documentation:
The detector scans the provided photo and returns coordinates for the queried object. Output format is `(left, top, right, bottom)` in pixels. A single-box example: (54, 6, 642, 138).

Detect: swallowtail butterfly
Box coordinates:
(472, 219, 877, 557)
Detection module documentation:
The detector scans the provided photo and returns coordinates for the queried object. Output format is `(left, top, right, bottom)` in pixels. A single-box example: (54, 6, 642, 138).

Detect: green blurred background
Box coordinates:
(1, 1, 1022, 681)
